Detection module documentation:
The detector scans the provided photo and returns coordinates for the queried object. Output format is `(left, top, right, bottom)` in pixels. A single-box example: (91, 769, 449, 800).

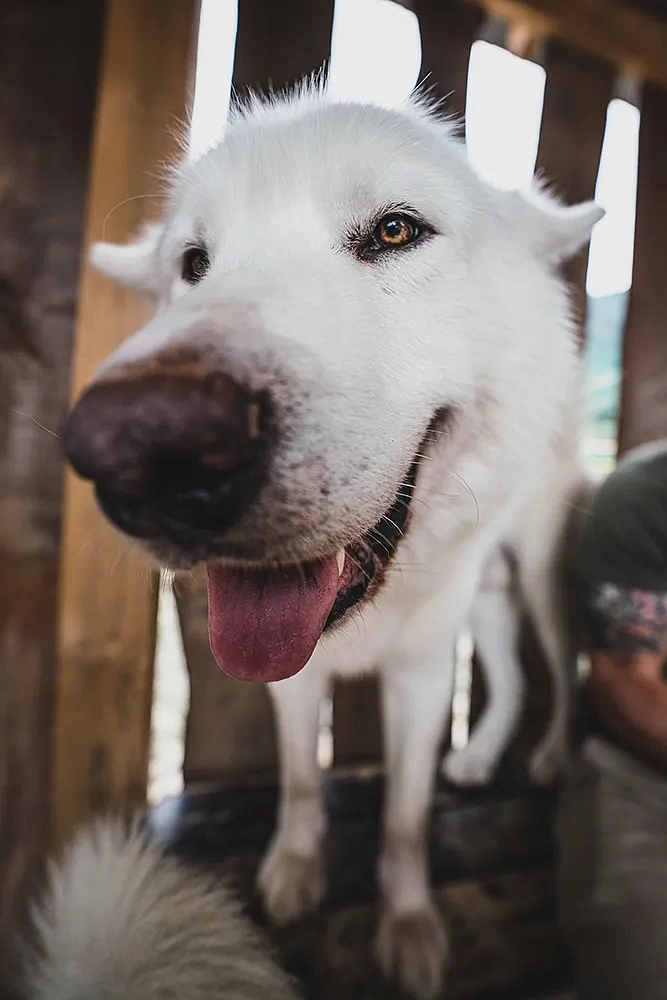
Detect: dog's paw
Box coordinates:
(257, 844, 325, 925)
(529, 737, 566, 785)
(442, 743, 497, 786)
(375, 905, 448, 1000)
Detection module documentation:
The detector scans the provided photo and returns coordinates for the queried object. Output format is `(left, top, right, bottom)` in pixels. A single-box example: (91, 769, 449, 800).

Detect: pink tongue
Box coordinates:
(206, 557, 340, 682)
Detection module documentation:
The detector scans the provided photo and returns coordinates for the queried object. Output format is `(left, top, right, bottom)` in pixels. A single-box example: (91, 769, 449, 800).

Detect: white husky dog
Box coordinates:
(61, 84, 600, 998)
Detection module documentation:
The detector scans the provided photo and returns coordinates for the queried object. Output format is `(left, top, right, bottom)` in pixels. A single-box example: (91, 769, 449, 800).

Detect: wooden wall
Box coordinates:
(0, 0, 106, 972)
(50, 0, 201, 851)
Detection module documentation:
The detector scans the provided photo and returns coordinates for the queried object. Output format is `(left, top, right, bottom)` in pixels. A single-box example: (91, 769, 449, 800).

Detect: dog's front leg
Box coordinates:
(258, 665, 329, 924)
(376, 657, 454, 1000)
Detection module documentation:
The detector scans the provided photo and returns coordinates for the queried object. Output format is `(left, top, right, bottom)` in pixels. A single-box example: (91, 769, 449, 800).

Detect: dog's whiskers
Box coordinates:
(11, 409, 61, 439)
(367, 528, 393, 556)
(101, 193, 164, 241)
(450, 470, 480, 525)
(395, 489, 428, 505)
(378, 513, 404, 537)
(344, 551, 373, 584)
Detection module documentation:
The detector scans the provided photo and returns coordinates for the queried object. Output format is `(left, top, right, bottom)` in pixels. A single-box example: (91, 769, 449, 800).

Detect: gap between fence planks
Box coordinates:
(50, 0, 201, 852)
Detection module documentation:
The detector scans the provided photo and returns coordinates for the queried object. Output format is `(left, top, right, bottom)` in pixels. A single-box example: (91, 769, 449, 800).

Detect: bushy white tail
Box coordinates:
(24, 820, 298, 1000)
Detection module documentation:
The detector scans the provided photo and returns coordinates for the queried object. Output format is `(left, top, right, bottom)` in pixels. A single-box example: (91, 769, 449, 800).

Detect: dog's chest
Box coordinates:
(313, 551, 451, 679)
(314, 603, 408, 678)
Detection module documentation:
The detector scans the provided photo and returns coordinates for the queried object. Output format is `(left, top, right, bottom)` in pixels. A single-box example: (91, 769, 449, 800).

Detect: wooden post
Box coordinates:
(233, 0, 335, 95)
(50, 0, 200, 852)
(332, 677, 383, 767)
(536, 39, 614, 327)
(179, 0, 335, 784)
(411, 0, 484, 121)
(618, 82, 667, 454)
(0, 0, 105, 971)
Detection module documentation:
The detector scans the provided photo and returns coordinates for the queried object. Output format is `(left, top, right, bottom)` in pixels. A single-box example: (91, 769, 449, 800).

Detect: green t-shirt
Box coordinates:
(570, 441, 667, 591)
(570, 442, 667, 767)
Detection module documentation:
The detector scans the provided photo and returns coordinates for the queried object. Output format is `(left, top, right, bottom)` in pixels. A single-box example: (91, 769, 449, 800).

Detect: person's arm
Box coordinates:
(586, 582, 667, 762)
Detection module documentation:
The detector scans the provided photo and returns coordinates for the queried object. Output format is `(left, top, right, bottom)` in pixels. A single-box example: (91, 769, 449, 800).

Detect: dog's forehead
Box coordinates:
(178, 101, 473, 230)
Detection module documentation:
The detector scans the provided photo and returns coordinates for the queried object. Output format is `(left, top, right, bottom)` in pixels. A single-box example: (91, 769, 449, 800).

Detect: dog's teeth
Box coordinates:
(336, 549, 346, 575)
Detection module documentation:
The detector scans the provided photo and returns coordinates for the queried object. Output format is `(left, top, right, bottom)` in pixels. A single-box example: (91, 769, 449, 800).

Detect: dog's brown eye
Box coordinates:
(374, 214, 418, 248)
(181, 245, 210, 284)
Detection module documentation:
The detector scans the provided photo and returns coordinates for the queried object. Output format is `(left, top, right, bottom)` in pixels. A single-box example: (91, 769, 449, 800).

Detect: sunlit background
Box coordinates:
(150, 0, 640, 801)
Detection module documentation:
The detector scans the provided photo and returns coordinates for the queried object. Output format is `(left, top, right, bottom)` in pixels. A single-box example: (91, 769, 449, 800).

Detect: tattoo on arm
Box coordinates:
(587, 583, 667, 655)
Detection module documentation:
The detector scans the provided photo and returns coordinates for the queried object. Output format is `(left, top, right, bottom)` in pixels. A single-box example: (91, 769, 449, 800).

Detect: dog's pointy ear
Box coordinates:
(89, 221, 164, 294)
(509, 184, 604, 264)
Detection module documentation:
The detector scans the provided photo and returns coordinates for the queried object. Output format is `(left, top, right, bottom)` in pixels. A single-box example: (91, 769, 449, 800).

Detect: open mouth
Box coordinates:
(206, 453, 420, 684)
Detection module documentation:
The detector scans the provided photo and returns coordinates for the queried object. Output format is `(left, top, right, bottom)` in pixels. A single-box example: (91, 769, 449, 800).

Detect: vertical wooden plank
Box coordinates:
(618, 82, 667, 454)
(0, 0, 105, 974)
(536, 38, 615, 326)
(179, 0, 335, 783)
(50, 0, 200, 852)
(332, 676, 383, 767)
(411, 0, 484, 122)
(233, 0, 336, 94)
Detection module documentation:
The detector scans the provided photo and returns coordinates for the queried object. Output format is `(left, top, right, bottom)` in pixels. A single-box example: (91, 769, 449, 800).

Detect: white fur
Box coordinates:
(87, 85, 600, 999)
(445, 548, 525, 786)
(24, 820, 297, 1000)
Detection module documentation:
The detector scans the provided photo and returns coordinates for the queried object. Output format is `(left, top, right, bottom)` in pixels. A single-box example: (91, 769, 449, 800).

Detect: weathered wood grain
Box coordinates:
(50, 0, 200, 852)
(0, 0, 105, 978)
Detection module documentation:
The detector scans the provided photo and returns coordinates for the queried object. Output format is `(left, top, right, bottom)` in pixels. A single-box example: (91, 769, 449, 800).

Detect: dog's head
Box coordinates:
(62, 88, 601, 682)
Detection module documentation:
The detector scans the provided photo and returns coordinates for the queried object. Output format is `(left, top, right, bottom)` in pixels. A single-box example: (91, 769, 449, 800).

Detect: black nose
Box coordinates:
(61, 365, 270, 541)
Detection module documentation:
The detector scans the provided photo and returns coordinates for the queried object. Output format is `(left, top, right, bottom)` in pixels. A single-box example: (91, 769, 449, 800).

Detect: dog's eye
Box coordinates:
(374, 213, 419, 248)
(181, 245, 210, 284)
(354, 211, 433, 261)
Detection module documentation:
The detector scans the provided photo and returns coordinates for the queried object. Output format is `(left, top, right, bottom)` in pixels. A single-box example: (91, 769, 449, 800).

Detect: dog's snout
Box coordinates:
(62, 368, 270, 539)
